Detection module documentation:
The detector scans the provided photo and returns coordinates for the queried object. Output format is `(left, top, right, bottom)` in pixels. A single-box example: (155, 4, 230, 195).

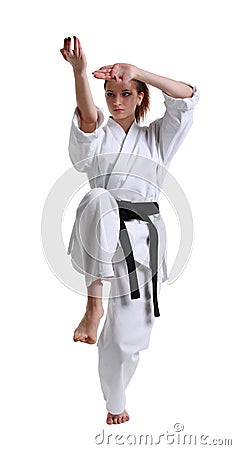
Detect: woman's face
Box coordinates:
(105, 80, 144, 124)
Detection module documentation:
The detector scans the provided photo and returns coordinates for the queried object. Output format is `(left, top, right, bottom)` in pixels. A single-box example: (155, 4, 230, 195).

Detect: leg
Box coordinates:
(69, 187, 120, 287)
(97, 261, 156, 424)
(68, 188, 120, 343)
(73, 278, 104, 344)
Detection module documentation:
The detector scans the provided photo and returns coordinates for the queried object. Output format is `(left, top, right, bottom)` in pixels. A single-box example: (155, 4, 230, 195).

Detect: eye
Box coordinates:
(105, 92, 114, 97)
(122, 92, 132, 97)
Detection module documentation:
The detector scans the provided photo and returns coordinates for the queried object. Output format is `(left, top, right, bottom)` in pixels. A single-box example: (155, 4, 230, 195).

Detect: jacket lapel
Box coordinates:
(106, 120, 141, 190)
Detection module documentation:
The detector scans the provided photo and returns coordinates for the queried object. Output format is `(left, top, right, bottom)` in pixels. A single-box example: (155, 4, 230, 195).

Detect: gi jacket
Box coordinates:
(68, 86, 200, 281)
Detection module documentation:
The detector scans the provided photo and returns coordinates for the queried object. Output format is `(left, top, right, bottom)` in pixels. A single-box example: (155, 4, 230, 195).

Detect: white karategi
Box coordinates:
(67, 86, 199, 414)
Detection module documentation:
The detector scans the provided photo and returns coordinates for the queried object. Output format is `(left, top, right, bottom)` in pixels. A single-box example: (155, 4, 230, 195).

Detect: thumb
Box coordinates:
(123, 70, 133, 83)
(60, 48, 68, 61)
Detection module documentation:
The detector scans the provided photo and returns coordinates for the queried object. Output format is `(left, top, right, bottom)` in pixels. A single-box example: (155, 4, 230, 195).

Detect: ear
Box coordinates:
(137, 91, 144, 105)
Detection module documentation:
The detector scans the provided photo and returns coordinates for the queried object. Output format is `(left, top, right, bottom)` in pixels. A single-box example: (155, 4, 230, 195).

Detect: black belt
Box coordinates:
(116, 200, 160, 317)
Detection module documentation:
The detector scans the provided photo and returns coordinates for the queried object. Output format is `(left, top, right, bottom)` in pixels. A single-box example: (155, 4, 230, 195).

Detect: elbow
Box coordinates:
(170, 83, 194, 99)
(185, 85, 194, 98)
(180, 83, 194, 99)
(77, 107, 98, 124)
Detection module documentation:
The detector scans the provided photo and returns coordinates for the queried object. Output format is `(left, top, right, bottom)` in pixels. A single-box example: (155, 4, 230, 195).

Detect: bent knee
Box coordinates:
(80, 187, 118, 209)
(84, 187, 110, 200)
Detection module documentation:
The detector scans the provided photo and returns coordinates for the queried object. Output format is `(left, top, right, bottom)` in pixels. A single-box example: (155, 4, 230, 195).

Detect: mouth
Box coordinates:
(114, 109, 124, 112)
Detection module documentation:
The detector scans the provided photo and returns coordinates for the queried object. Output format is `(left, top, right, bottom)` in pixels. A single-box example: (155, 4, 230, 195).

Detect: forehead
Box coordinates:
(105, 80, 137, 92)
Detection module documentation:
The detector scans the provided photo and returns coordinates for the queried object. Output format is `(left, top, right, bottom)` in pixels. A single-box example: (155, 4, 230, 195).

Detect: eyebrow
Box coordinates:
(106, 89, 132, 93)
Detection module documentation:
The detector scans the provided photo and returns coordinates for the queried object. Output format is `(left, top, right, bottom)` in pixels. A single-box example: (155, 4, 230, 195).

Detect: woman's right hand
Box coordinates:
(60, 36, 87, 74)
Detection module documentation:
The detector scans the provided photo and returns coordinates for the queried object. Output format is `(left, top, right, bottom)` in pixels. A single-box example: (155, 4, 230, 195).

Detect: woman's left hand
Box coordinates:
(92, 63, 137, 82)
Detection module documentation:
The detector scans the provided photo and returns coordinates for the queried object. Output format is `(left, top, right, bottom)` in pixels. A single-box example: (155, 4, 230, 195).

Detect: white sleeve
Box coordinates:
(68, 106, 105, 172)
(149, 85, 200, 167)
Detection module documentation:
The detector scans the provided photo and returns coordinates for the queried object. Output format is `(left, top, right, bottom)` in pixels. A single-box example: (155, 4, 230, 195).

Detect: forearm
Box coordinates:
(73, 69, 98, 123)
(134, 67, 193, 99)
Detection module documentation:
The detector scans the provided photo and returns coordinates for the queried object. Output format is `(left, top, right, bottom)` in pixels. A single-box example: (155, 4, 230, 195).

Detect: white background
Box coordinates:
(1, 0, 235, 448)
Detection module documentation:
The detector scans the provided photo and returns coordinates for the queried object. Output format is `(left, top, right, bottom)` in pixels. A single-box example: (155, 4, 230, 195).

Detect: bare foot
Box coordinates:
(73, 304, 104, 344)
(106, 410, 130, 425)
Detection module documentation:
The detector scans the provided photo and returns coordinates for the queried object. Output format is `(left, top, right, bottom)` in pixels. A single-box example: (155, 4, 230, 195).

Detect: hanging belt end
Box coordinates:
(154, 300, 160, 317)
(131, 289, 140, 300)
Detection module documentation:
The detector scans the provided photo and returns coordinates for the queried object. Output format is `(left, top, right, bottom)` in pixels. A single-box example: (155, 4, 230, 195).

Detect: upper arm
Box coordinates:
(68, 106, 105, 172)
(78, 108, 98, 133)
(149, 86, 200, 166)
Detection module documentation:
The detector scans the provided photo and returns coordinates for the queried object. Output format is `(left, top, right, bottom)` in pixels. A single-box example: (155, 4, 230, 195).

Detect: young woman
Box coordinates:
(60, 36, 199, 425)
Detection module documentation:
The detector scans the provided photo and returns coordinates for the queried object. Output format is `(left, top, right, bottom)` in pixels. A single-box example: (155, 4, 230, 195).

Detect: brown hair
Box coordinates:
(104, 79, 150, 123)
(133, 80, 150, 123)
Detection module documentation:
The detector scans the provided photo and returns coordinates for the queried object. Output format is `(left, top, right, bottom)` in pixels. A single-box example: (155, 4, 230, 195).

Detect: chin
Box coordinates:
(113, 114, 126, 121)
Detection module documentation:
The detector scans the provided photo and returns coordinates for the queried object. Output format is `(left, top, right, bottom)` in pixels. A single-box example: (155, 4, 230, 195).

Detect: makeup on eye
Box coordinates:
(122, 91, 132, 96)
(105, 90, 132, 97)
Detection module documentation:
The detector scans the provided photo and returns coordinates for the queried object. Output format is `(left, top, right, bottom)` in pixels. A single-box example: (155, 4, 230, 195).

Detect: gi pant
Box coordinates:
(68, 187, 163, 414)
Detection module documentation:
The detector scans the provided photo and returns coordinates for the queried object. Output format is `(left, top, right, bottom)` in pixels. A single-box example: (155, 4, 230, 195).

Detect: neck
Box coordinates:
(112, 116, 136, 134)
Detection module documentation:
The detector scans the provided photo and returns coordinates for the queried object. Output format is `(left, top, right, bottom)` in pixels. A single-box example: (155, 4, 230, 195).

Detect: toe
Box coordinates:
(124, 410, 129, 420)
(73, 330, 81, 340)
(106, 415, 113, 425)
(74, 336, 85, 342)
(87, 336, 96, 344)
(73, 331, 89, 342)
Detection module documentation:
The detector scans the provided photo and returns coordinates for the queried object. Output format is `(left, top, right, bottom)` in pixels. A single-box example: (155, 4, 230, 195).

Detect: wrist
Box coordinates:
(133, 66, 147, 83)
(73, 67, 87, 78)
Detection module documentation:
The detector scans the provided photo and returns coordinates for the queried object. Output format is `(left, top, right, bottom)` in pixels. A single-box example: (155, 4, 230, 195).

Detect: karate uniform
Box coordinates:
(67, 86, 199, 414)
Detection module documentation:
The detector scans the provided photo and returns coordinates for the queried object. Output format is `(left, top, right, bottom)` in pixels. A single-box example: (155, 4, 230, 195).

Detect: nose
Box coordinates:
(114, 95, 122, 106)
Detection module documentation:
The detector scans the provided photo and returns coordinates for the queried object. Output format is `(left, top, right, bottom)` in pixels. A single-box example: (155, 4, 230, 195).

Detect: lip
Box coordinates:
(114, 109, 124, 112)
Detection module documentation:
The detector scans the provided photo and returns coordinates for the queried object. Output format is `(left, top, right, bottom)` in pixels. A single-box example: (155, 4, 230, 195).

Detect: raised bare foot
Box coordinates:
(73, 305, 104, 344)
(106, 409, 130, 425)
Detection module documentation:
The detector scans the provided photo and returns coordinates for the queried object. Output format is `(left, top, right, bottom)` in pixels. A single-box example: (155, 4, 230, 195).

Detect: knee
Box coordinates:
(80, 187, 118, 209)
(84, 187, 110, 201)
